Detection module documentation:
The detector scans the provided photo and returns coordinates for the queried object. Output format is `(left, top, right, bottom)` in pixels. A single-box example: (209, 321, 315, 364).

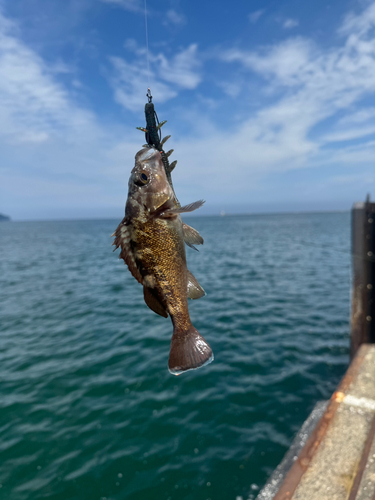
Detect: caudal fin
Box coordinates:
(168, 325, 213, 375)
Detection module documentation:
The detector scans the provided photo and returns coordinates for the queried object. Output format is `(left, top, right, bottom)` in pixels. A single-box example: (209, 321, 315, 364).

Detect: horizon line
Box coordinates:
(1, 208, 351, 223)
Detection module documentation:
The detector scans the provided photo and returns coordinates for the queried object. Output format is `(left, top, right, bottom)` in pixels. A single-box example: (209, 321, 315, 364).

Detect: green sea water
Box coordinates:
(0, 212, 350, 500)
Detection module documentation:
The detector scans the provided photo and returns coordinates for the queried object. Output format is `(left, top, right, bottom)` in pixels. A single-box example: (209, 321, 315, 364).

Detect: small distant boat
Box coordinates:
(0, 213, 10, 222)
(220, 210, 226, 216)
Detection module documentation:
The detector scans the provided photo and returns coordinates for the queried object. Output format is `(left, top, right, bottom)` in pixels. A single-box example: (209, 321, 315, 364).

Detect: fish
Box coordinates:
(113, 147, 213, 375)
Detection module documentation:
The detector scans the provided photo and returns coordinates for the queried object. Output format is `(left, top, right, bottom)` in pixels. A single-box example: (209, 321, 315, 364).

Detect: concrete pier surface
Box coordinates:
(257, 344, 375, 500)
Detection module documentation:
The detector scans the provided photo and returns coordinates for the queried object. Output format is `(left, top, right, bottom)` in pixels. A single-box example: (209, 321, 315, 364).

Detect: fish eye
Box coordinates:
(134, 170, 149, 186)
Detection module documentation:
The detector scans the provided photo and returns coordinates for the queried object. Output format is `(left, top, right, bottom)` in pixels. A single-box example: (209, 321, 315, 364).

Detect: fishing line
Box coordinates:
(144, 0, 151, 89)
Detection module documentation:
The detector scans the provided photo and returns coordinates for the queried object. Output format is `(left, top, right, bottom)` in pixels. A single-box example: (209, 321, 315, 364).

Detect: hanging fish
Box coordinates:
(113, 147, 213, 374)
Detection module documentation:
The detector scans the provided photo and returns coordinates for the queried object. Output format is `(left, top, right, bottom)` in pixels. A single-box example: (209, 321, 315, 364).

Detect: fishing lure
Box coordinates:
(136, 89, 180, 206)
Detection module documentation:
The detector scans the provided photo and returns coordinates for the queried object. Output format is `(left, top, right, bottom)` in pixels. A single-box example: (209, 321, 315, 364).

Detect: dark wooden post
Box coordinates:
(351, 195, 375, 357)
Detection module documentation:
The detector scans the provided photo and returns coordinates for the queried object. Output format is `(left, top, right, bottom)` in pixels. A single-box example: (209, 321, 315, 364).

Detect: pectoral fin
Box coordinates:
(183, 223, 204, 251)
(160, 200, 205, 218)
(187, 270, 206, 299)
(143, 286, 168, 318)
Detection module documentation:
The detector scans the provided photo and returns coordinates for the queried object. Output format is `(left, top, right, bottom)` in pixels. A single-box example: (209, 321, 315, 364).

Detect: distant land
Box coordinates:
(0, 213, 10, 222)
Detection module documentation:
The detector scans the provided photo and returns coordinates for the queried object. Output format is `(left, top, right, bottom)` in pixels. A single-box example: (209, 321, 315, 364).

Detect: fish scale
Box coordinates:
(134, 216, 190, 330)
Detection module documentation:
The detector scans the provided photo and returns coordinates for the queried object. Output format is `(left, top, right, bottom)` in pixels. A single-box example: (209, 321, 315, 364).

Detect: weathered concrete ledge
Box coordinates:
(257, 344, 375, 500)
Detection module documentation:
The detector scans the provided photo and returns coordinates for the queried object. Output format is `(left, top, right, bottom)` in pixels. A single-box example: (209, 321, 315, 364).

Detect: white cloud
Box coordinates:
(4, 1, 375, 219)
(222, 38, 314, 87)
(338, 107, 375, 125)
(99, 0, 142, 12)
(0, 9, 146, 220)
(283, 18, 299, 29)
(327, 172, 375, 186)
(0, 7, 203, 219)
(109, 43, 201, 111)
(339, 2, 375, 36)
(218, 1, 375, 179)
(109, 55, 177, 112)
(155, 44, 200, 88)
(323, 126, 375, 143)
(164, 9, 186, 26)
(249, 10, 264, 24)
(0, 11, 100, 144)
(216, 80, 243, 98)
(323, 138, 375, 165)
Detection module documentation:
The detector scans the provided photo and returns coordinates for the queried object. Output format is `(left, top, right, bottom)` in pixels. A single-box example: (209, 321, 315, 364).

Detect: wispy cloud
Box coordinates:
(99, 0, 142, 13)
(338, 108, 375, 125)
(216, 80, 243, 98)
(0, 9, 143, 219)
(109, 43, 201, 111)
(327, 139, 375, 165)
(323, 126, 375, 143)
(222, 37, 314, 86)
(218, 1, 375, 174)
(339, 2, 375, 36)
(3, 1, 375, 219)
(249, 9, 264, 24)
(283, 18, 299, 29)
(164, 9, 186, 26)
(322, 109, 375, 143)
(156, 44, 200, 88)
(0, 11, 96, 144)
(328, 172, 375, 186)
(109, 55, 177, 111)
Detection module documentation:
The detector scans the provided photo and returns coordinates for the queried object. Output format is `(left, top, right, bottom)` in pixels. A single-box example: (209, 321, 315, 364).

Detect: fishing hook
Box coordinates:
(136, 89, 179, 206)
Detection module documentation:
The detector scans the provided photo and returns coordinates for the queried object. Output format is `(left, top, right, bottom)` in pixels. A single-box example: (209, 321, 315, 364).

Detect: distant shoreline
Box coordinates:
(0, 213, 10, 222)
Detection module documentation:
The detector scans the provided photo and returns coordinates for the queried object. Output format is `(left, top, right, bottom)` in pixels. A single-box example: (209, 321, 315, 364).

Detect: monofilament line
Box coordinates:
(144, 0, 151, 88)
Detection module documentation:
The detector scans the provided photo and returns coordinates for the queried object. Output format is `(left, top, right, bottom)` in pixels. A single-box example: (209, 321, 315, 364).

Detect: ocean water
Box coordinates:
(0, 212, 350, 500)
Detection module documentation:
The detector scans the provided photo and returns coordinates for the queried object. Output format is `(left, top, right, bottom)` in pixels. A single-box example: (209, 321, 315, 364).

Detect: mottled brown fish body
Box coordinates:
(113, 148, 213, 375)
(131, 213, 190, 324)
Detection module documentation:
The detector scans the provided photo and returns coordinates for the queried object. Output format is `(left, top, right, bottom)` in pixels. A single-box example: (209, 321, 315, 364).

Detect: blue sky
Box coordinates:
(1, 0, 375, 220)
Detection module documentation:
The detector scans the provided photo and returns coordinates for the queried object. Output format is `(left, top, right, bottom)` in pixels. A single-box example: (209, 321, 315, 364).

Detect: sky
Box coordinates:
(1, 0, 375, 220)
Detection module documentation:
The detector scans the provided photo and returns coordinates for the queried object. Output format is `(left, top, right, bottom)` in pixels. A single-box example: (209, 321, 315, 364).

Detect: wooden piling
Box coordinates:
(351, 195, 375, 357)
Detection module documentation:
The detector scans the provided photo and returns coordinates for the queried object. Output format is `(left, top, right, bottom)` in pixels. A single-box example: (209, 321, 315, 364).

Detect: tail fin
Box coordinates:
(168, 325, 213, 375)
